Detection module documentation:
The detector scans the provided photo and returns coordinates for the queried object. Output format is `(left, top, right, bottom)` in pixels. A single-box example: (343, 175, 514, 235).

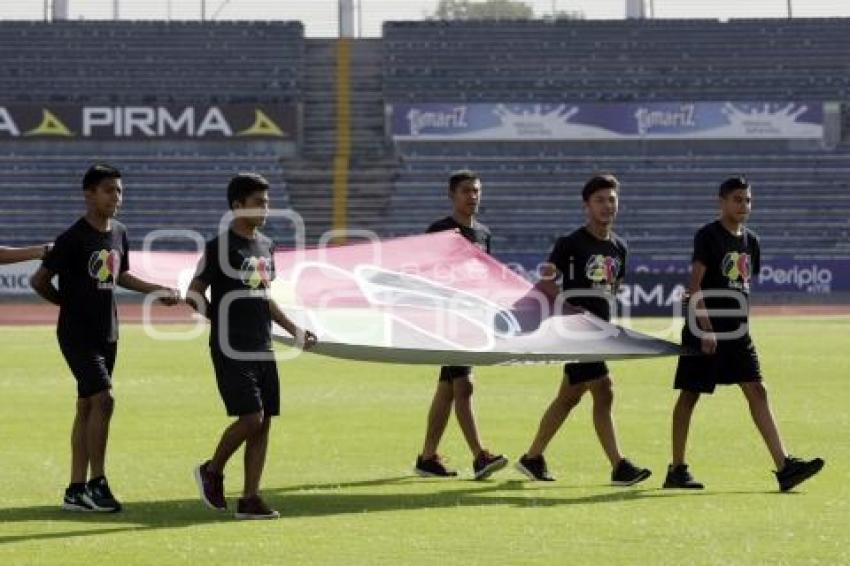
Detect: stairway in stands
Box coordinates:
(283, 38, 397, 245)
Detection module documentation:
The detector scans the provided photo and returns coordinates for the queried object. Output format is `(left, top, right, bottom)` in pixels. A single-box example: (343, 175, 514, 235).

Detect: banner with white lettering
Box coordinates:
(0, 260, 39, 296)
(496, 254, 850, 316)
(628, 257, 850, 295)
(390, 102, 824, 140)
(0, 104, 295, 141)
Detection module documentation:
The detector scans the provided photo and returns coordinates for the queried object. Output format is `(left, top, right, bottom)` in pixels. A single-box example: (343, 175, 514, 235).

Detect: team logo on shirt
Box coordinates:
(721, 252, 751, 287)
(88, 249, 121, 289)
(240, 256, 273, 289)
(585, 255, 621, 285)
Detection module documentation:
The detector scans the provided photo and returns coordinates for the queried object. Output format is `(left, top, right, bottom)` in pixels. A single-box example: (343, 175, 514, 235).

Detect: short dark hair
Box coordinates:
(82, 164, 121, 191)
(582, 173, 619, 202)
(719, 176, 750, 198)
(227, 172, 270, 209)
(448, 169, 480, 192)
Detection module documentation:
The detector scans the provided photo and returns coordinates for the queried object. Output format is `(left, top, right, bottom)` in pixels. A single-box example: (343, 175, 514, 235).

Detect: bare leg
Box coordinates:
(420, 380, 454, 459)
(453, 376, 484, 456)
(740, 382, 788, 469)
(243, 415, 272, 497)
(588, 377, 623, 467)
(209, 412, 264, 475)
(526, 379, 586, 458)
(671, 390, 700, 466)
(86, 390, 115, 479)
(70, 398, 91, 484)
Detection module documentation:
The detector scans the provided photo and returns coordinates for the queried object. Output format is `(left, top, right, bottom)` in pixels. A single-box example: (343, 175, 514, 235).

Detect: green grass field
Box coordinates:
(1, 317, 847, 565)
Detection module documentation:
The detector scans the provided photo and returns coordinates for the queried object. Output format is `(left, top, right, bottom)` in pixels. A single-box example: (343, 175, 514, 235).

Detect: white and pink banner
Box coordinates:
(5, 232, 683, 365)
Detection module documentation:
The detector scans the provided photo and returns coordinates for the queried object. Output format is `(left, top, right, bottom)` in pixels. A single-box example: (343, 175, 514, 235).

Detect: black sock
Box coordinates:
(87, 475, 105, 485)
(68, 482, 86, 493)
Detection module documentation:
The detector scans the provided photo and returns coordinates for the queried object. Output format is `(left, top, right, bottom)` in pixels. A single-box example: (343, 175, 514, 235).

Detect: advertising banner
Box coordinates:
(0, 104, 295, 141)
(4, 253, 847, 310)
(391, 102, 824, 141)
(629, 257, 850, 295)
(497, 253, 850, 316)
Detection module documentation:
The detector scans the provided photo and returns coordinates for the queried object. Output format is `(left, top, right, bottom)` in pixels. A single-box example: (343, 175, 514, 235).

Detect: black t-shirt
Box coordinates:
(42, 217, 130, 343)
(547, 227, 627, 321)
(426, 216, 491, 254)
(692, 220, 760, 332)
(195, 229, 276, 352)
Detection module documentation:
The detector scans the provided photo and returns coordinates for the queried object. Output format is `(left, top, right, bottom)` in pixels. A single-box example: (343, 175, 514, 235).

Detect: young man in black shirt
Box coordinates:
(516, 174, 651, 486)
(30, 164, 180, 512)
(414, 170, 508, 480)
(664, 177, 824, 491)
(188, 173, 317, 519)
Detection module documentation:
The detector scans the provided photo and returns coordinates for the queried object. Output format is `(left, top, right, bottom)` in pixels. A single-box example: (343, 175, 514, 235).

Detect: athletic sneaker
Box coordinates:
(515, 454, 555, 481)
(662, 464, 704, 489)
(414, 454, 458, 477)
(62, 485, 94, 512)
(473, 450, 508, 480)
(611, 458, 652, 486)
(194, 460, 227, 510)
(235, 495, 280, 520)
(84, 476, 122, 512)
(775, 456, 825, 492)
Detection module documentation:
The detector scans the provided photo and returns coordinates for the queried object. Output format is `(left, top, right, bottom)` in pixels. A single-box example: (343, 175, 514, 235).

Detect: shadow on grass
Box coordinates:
(0, 475, 768, 545)
(267, 477, 710, 518)
(0, 496, 232, 545)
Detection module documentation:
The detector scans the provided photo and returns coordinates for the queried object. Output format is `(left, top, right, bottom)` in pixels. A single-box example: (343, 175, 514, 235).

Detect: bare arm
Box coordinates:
(0, 244, 49, 265)
(30, 266, 61, 306)
(537, 262, 561, 300)
(184, 277, 211, 319)
(269, 300, 317, 350)
(117, 272, 180, 305)
(686, 261, 716, 354)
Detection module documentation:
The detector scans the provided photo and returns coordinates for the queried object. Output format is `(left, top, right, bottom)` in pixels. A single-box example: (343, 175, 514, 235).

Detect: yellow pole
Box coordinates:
(332, 38, 352, 243)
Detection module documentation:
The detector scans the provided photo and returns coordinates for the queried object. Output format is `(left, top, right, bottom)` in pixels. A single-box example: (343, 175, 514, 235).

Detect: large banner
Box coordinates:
(0, 104, 295, 141)
(391, 102, 824, 141)
(4, 254, 847, 304)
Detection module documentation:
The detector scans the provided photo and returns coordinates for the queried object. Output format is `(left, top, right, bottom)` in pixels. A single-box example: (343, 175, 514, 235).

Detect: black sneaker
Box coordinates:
(234, 495, 280, 520)
(611, 458, 652, 486)
(194, 460, 227, 510)
(414, 454, 458, 477)
(662, 464, 704, 489)
(473, 450, 508, 480)
(62, 485, 94, 512)
(775, 456, 825, 492)
(515, 454, 555, 481)
(83, 476, 122, 513)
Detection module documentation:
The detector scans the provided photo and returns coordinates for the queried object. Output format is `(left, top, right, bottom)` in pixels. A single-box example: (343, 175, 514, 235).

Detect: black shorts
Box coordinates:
(438, 366, 473, 381)
(674, 327, 762, 394)
(210, 348, 280, 417)
(563, 362, 609, 385)
(58, 337, 117, 398)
